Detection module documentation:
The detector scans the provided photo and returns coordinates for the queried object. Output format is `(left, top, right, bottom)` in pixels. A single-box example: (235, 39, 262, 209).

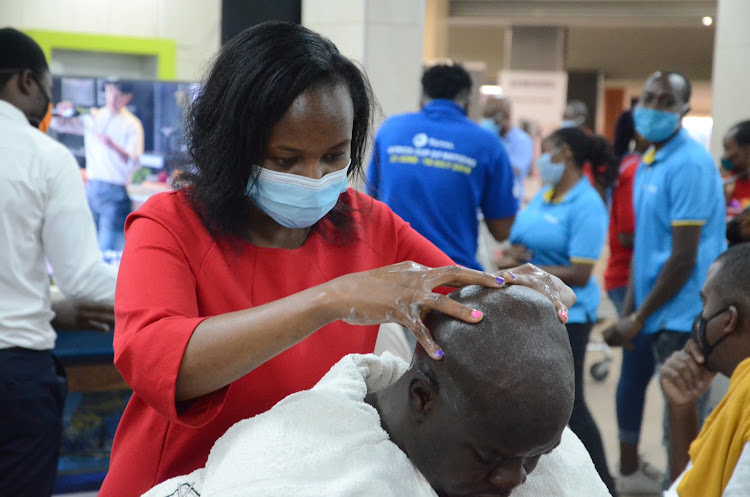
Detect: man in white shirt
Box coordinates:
(660, 243, 750, 496)
(145, 286, 610, 497)
(53, 80, 144, 253)
(0, 28, 117, 496)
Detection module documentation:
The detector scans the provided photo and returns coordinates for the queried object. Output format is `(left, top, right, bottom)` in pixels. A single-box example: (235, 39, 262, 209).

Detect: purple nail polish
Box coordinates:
(435, 349, 444, 358)
(471, 310, 483, 319)
(496, 276, 505, 285)
(508, 271, 517, 280)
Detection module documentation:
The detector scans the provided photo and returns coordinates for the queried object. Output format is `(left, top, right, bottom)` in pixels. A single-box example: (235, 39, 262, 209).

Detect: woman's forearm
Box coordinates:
(175, 283, 339, 402)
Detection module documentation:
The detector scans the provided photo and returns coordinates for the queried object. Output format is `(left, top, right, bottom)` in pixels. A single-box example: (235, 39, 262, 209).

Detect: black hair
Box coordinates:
(728, 120, 750, 147)
(421, 63, 472, 100)
(714, 244, 750, 305)
(416, 285, 574, 418)
(648, 71, 692, 104)
(0, 27, 49, 90)
(551, 127, 619, 190)
(105, 79, 135, 95)
(177, 21, 375, 238)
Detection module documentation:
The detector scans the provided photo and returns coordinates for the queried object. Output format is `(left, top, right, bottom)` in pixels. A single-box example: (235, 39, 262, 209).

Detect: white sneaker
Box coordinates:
(616, 459, 664, 496)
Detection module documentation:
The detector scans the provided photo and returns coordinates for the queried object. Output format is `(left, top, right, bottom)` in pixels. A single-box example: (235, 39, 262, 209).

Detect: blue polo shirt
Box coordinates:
(509, 177, 608, 323)
(366, 99, 517, 270)
(633, 128, 726, 334)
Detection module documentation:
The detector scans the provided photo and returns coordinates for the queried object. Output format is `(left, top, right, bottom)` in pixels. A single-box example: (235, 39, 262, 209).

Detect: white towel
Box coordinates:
(143, 353, 610, 497)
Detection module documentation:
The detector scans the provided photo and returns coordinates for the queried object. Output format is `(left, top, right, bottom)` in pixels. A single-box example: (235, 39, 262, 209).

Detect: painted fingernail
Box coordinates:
(471, 310, 483, 319)
(435, 349, 444, 358)
(496, 276, 505, 285)
(559, 309, 568, 319)
(508, 271, 517, 280)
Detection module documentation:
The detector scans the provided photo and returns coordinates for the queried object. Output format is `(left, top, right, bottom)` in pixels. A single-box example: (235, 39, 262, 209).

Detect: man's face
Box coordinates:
(696, 262, 730, 370)
(639, 75, 688, 116)
(104, 84, 130, 111)
(483, 99, 511, 134)
(409, 392, 566, 497)
(723, 135, 750, 173)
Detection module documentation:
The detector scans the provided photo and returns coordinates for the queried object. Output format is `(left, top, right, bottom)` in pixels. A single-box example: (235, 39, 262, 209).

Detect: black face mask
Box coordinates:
(691, 308, 731, 370)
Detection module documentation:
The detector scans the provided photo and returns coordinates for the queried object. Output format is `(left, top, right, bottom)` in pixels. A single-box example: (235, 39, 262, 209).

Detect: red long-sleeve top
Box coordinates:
(98, 189, 453, 497)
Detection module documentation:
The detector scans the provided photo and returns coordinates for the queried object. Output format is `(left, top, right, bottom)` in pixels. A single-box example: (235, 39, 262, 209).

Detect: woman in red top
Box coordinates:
(99, 22, 574, 496)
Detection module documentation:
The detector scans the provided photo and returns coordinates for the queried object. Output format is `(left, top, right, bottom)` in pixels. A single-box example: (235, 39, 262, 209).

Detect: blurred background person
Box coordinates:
(562, 99, 590, 131)
(367, 63, 517, 271)
(603, 71, 726, 486)
(613, 98, 639, 158)
(604, 132, 665, 494)
(721, 120, 750, 247)
(496, 126, 615, 495)
(0, 27, 116, 497)
(481, 96, 533, 202)
(52, 80, 145, 254)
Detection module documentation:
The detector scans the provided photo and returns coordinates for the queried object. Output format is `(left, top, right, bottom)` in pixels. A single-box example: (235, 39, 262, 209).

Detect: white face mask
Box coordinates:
(247, 161, 350, 228)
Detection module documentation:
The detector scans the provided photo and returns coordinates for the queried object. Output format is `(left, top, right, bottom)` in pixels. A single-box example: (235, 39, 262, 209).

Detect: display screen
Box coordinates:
(49, 76, 201, 174)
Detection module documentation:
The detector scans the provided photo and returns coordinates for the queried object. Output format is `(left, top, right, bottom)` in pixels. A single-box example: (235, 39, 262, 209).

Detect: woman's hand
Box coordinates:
(498, 263, 576, 323)
(327, 262, 504, 360)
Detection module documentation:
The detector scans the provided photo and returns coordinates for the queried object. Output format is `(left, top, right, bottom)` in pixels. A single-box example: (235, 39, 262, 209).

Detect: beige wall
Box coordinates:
(447, 25, 506, 83)
(447, 24, 714, 84)
(0, 0, 221, 81)
(567, 26, 715, 80)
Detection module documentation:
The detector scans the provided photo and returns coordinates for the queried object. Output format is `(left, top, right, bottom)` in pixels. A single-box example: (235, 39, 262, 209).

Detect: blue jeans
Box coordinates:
(609, 288, 657, 445)
(86, 180, 132, 253)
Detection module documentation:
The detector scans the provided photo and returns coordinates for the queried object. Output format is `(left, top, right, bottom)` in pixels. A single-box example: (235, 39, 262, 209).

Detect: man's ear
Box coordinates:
(16, 69, 35, 97)
(720, 305, 740, 338)
(679, 103, 691, 118)
(408, 372, 438, 421)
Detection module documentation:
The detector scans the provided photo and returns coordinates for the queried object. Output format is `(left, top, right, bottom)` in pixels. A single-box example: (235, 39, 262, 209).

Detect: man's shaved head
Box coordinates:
(417, 285, 574, 420)
(378, 285, 575, 497)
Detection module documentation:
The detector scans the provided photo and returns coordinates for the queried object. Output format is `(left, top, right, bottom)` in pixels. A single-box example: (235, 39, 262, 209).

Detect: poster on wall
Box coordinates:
(498, 70, 568, 141)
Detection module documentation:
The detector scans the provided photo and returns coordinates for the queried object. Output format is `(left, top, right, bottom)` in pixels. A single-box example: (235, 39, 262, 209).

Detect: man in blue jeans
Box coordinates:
(53, 80, 144, 253)
(604, 71, 726, 489)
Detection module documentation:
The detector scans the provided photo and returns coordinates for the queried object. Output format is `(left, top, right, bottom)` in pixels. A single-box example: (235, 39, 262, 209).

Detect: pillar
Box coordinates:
(710, 0, 750, 159)
(302, 0, 425, 118)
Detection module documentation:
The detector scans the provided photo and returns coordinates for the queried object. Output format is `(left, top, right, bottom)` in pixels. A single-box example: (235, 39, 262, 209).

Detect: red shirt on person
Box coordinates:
(604, 153, 640, 291)
(727, 176, 750, 220)
(98, 189, 453, 497)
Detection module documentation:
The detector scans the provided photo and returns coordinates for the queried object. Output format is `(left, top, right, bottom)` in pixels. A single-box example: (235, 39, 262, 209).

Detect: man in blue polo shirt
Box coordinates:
(366, 63, 517, 270)
(603, 71, 726, 484)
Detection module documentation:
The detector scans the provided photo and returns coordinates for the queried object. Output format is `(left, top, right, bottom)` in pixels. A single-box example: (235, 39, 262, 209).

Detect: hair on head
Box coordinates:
(0, 27, 49, 90)
(551, 127, 619, 189)
(714, 244, 750, 306)
(421, 63, 472, 100)
(728, 120, 750, 147)
(415, 285, 574, 419)
(177, 21, 375, 238)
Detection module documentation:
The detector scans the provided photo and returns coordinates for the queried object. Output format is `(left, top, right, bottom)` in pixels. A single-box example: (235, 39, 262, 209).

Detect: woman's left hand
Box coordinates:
(498, 263, 576, 323)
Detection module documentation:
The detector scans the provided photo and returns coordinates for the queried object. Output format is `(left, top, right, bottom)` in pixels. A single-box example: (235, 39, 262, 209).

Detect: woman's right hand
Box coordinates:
(326, 261, 505, 360)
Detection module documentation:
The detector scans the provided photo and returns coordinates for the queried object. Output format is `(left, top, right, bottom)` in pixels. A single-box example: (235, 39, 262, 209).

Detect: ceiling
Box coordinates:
(449, 0, 718, 28)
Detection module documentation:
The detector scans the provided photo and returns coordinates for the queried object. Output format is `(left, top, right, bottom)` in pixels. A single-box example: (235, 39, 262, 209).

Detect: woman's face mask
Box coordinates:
(247, 161, 350, 229)
(537, 152, 565, 186)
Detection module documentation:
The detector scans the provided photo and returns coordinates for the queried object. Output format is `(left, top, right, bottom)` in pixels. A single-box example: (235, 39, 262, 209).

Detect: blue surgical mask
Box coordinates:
(721, 158, 735, 171)
(633, 106, 681, 143)
(560, 120, 578, 128)
(480, 118, 500, 135)
(537, 153, 565, 185)
(248, 161, 350, 229)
